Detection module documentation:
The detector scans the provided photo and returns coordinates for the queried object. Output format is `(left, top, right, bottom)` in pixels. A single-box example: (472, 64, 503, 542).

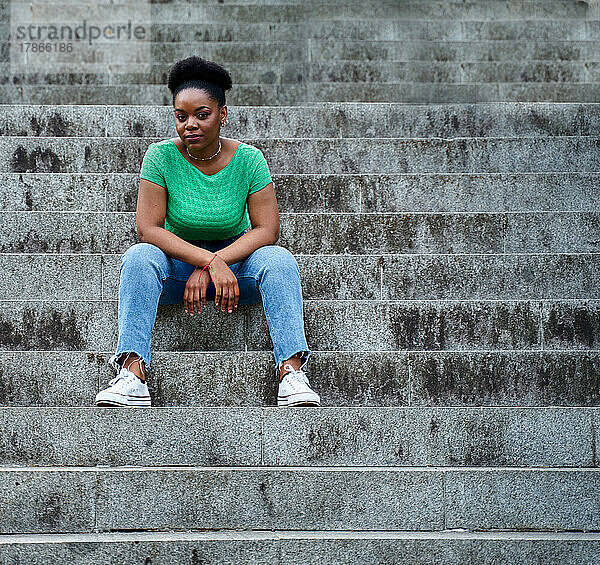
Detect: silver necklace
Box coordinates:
(186, 139, 222, 161)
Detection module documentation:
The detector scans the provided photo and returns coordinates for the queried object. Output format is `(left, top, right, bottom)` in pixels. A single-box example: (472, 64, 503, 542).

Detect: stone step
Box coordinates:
(0, 298, 596, 353)
(1, 253, 599, 301)
(8, 1, 588, 23)
(6, 39, 600, 64)
(1, 530, 599, 565)
(6, 61, 600, 84)
(2, 172, 598, 213)
(12, 1, 403, 23)
(4, 82, 600, 104)
(0, 406, 595, 467)
(4, 103, 600, 139)
(3, 137, 600, 174)
(1, 350, 598, 407)
(1, 211, 598, 254)
(1, 465, 599, 534)
(74, 20, 600, 42)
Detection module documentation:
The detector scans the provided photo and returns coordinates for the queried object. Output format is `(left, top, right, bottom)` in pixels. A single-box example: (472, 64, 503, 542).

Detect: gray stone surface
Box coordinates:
(262, 407, 594, 467)
(5, 82, 600, 105)
(95, 468, 444, 531)
(0, 351, 99, 406)
(445, 470, 600, 530)
(2, 536, 600, 565)
(0, 255, 102, 300)
(0, 470, 96, 534)
(0, 407, 262, 466)
(381, 254, 600, 301)
(16, 60, 598, 86)
(255, 301, 544, 351)
(409, 350, 600, 406)
(3, 171, 599, 214)
(1, 406, 592, 467)
(4, 102, 600, 138)
(2, 136, 600, 174)
(543, 301, 600, 349)
(6, 210, 600, 254)
(91, 253, 600, 303)
(0, 299, 553, 353)
(3, 350, 599, 408)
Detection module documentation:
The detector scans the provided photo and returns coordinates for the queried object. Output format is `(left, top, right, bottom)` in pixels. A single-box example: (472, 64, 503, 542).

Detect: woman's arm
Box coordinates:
(136, 178, 218, 268)
(214, 182, 280, 265)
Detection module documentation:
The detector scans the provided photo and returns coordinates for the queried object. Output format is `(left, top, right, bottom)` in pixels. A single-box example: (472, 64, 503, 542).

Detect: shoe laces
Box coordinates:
(108, 368, 138, 387)
(281, 364, 310, 387)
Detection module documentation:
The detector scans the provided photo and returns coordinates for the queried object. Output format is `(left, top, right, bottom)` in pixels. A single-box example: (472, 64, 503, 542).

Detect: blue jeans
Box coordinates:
(112, 230, 312, 377)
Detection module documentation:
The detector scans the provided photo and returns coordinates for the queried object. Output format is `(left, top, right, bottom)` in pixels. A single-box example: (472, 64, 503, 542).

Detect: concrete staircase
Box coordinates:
(1, 0, 600, 563)
(1, 0, 600, 104)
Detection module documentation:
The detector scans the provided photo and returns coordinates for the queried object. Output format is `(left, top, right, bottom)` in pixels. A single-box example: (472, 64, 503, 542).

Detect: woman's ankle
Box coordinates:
(121, 352, 146, 382)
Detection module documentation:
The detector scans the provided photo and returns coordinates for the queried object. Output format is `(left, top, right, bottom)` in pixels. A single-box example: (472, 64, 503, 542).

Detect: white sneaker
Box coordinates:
(95, 367, 151, 407)
(277, 363, 321, 407)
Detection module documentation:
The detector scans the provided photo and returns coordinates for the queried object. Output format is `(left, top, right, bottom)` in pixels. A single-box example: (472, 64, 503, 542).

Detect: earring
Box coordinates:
(221, 119, 227, 127)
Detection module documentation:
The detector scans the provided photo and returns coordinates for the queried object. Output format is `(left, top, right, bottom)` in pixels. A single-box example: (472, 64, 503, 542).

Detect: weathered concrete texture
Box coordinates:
(310, 39, 600, 63)
(359, 172, 600, 213)
(98, 253, 600, 302)
(0, 351, 99, 406)
(498, 82, 600, 102)
(262, 407, 594, 467)
(0, 406, 594, 467)
(0, 470, 96, 534)
(0, 301, 115, 351)
(251, 301, 544, 352)
(29, 38, 588, 66)
(0, 299, 552, 353)
(505, 212, 600, 253)
(15, 61, 597, 86)
(3, 137, 600, 174)
(280, 213, 596, 254)
(445, 470, 600, 530)
(2, 537, 600, 565)
(95, 469, 444, 531)
(1, 350, 598, 407)
(0, 255, 102, 300)
(0, 211, 135, 252)
(381, 254, 600, 301)
(3, 171, 598, 214)
(9, 211, 600, 254)
(4, 82, 600, 105)
(0, 172, 108, 211)
(543, 301, 600, 349)
(0, 407, 262, 466)
(5, 103, 600, 138)
(13, 1, 581, 23)
(409, 351, 600, 406)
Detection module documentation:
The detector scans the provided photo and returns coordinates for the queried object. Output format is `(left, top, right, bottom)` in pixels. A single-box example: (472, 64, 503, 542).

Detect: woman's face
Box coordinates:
(173, 88, 227, 152)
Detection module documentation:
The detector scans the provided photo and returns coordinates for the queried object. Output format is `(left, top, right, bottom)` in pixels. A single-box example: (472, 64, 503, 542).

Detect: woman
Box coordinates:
(95, 56, 320, 408)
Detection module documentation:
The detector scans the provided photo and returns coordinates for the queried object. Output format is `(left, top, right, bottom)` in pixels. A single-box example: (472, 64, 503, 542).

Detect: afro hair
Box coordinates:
(167, 56, 233, 107)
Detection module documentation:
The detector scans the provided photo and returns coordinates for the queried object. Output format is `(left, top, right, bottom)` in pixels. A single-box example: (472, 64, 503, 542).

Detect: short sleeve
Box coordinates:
(248, 150, 273, 195)
(140, 144, 166, 188)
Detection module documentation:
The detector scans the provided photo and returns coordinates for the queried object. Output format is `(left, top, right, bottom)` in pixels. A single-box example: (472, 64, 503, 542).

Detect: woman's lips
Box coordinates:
(186, 135, 202, 142)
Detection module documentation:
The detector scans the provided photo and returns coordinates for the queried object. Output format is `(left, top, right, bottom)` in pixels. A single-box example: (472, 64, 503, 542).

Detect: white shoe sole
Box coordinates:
(278, 391, 321, 407)
(95, 391, 151, 407)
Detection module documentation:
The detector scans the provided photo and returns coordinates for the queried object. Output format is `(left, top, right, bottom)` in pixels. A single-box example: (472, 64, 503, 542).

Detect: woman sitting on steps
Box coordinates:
(95, 55, 320, 408)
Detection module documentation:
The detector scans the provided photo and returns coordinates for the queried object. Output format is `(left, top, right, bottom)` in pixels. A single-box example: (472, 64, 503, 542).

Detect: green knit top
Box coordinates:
(139, 139, 273, 241)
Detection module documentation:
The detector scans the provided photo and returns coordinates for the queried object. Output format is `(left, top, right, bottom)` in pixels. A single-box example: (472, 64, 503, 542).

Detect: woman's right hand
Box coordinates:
(184, 267, 212, 315)
(207, 254, 239, 314)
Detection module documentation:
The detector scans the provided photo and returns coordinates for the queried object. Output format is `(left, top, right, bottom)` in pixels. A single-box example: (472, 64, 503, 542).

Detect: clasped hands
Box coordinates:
(184, 253, 239, 316)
